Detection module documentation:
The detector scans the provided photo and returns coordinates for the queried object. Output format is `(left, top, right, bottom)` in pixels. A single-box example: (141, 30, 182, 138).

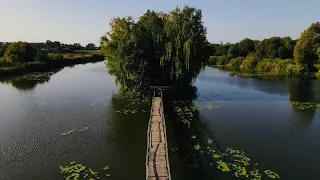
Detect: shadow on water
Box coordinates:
(163, 85, 227, 180)
(0, 70, 60, 91)
(102, 90, 152, 180)
(163, 70, 320, 180)
(201, 67, 320, 129)
(287, 78, 317, 130)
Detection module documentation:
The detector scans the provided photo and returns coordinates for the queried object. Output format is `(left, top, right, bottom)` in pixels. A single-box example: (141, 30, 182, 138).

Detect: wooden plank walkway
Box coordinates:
(146, 93, 171, 180)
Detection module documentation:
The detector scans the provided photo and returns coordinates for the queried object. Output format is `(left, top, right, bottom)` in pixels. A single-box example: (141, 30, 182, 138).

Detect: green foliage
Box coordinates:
(316, 69, 320, 77)
(264, 170, 280, 179)
(48, 53, 63, 61)
(217, 55, 233, 66)
(4, 41, 36, 65)
(287, 101, 320, 110)
(34, 50, 49, 62)
(294, 22, 320, 68)
(255, 58, 306, 76)
(208, 56, 218, 66)
(255, 36, 294, 59)
(227, 44, 240, 58)
(238, 38, 256, 57)
(255, 58, 291, 74)
(101, 5, 208, 88)
(281, 37, 296, 58)
(85, 43, 96, 50)
(317, 47, 320, 59)
(0, 57, 6, 67)
(173, 100, 197, 125)
(73, 50, 104, 56)
(215, 42, 230, 56)
(240, 53, 260, 70)
(227, 57, 245, 70)
(0, 46, 7, 56)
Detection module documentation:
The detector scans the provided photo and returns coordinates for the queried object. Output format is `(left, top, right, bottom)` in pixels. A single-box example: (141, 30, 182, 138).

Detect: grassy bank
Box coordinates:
(0, 51, 104, 76)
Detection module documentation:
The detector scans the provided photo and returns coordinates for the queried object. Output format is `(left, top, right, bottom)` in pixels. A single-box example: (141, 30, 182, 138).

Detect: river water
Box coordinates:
(0, 62, 319, 180)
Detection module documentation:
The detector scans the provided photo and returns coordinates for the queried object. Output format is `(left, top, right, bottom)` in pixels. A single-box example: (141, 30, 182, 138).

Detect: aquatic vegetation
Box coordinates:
(264, 170, 280, 179)
(217, 160, 230, 172)
(206, 104, 215, 110)
(290, 101, 320, 110)
(192, 143, 280, 179)
(59, 162, 111, 180)
(194, 144, 201, 150)
(173, 101, 198, 125)
(191, 135, 196, 139)
(249, 169, 262, 180)
(194, 101, 222, 111)
(61, 127, 88, 136)
(115, 109, 145, 114)
(280, 101, 320, 110)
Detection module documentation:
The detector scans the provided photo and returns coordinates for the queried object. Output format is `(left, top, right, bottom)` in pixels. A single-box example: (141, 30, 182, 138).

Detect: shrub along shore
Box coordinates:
(208, 55, 313, 77)
(0, 46, 104, 77)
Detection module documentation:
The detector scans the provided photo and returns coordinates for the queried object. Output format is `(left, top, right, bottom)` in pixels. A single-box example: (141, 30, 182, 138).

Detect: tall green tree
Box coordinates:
(73, 43, 83, 50)
(227, 44, 240, 57)
(294, 22, 320, 68)
(101, 5, 207, 89)
(4, 41, 36, 65)
(0, 46, 6, 57)
(281, 37, 295, 58)
(86, 43, 97, 50)
(238, 38, 255, 57)
(215, 42, 230, 56)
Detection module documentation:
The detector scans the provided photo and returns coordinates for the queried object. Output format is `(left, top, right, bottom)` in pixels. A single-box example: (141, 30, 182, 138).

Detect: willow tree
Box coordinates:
(101, 5, 208, 90)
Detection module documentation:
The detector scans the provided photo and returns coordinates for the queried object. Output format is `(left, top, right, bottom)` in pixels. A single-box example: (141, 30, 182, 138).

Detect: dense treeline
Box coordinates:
(208, 22, 320, 76)
(101, 5, 209, 90)
(0, 41, 99, 57)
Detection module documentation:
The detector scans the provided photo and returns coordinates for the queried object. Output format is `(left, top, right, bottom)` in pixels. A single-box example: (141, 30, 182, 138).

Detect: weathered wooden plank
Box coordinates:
(146, 95, 171, 180)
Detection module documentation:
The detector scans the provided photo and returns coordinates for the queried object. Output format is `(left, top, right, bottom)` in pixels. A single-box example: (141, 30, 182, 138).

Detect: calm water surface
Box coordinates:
(0, 62, 149, 180)
(168, 67, 320, 180)
(0, 62, 320, 179)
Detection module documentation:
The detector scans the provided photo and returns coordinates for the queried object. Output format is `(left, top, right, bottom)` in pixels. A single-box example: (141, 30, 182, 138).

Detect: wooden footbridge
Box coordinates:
(146, 90, 171, 180)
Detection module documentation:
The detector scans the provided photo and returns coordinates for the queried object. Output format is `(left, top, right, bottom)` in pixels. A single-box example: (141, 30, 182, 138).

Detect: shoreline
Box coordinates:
(208, 65, 316, 79)
(0, 55, 104, 77)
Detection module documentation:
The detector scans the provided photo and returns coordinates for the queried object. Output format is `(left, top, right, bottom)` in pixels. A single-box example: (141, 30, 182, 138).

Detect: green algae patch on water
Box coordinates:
(59, 162, 111, 180)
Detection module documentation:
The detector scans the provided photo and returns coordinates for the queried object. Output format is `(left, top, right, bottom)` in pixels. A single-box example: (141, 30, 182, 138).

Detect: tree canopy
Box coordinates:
(4, 41, 36, 65)
(100, 5, 208, 90)
(86, 43, 97, 50)
(294, 22, 320, 67)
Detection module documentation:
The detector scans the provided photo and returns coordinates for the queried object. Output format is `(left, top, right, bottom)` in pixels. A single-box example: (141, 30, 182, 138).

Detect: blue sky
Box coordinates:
(0, 0, 319, 46)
